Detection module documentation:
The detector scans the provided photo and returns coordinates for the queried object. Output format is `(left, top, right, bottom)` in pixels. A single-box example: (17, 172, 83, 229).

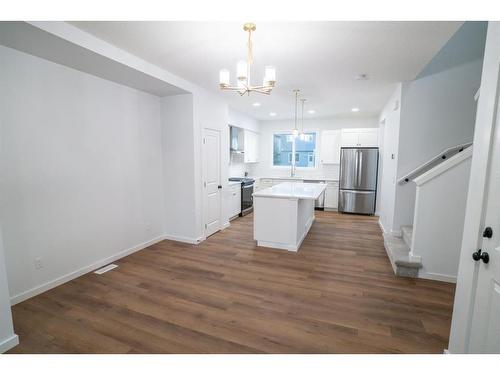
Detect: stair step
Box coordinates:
(401, 225, 413, 249)
(383, 232, 422, 278)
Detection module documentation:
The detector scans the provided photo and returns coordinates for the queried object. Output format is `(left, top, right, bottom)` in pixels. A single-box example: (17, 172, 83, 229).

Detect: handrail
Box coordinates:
(413, 146, 473, 186)
(397, 142, 473, 185)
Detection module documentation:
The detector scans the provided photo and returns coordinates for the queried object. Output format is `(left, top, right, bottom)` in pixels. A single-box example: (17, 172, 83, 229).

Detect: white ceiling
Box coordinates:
(71, 21, 462, 120)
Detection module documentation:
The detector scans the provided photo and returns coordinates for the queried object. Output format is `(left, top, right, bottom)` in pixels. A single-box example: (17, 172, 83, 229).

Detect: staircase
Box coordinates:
(383, 227, 422, 278)
(383, 144, 473, 281)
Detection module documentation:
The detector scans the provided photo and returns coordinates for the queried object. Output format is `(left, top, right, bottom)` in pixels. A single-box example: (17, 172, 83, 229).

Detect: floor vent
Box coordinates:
(94, 264, 118, 275)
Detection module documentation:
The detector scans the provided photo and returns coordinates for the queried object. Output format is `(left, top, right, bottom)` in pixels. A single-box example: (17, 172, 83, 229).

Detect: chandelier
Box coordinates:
(219, 23, 276, 96)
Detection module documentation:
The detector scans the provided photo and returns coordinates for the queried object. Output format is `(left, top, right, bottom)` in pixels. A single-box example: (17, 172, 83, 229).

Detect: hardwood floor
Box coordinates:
(8, 211, 456, 353)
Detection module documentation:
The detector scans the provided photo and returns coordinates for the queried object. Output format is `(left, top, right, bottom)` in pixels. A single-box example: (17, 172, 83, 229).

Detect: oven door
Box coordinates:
(241, 183, 254, 216)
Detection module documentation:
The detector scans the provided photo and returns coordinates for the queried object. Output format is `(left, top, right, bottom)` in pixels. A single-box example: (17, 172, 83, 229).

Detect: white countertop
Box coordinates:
(253, 182, 326, 200)
(252, 176, 339, 182)
(228, 181, 241, 187)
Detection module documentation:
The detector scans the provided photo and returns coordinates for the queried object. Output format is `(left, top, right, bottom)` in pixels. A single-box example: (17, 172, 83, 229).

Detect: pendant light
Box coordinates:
(219, 23, 276, 96)
(299, 98, 306, 140)
(292, 89, 300, 138)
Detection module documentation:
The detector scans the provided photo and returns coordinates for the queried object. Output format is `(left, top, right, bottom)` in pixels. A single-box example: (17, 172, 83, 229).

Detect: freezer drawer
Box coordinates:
(339, 189, 376, 214)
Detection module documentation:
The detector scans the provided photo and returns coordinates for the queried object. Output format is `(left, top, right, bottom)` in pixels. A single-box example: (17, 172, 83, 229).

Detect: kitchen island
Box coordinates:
(253, 182, 326, 251)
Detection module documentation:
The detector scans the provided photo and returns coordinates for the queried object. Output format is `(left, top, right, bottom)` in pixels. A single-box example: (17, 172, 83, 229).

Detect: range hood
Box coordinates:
(230, 126, 245, 153)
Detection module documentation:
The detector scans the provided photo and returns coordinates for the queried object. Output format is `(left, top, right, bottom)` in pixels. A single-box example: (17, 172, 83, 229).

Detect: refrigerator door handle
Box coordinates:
(357, 151, 363, 186)
(354, 150, 359, 187)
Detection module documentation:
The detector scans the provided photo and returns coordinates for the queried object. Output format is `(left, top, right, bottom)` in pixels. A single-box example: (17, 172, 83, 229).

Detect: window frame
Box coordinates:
(271, 130, 319, 170)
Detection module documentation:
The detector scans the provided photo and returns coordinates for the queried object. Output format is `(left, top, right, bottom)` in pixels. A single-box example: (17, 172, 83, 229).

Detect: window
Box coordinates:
(273, 132, 316, 167)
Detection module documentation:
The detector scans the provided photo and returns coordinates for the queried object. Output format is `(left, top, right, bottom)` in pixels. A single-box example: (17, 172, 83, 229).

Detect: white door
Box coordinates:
(468, 24, 500, 353)
(203, 128, 222, 237)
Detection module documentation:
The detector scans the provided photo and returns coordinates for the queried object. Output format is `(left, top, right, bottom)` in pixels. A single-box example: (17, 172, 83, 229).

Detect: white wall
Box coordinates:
(0, 230, 17, 352)
(161, 94, 198, 242)
(411, 151, 472, 282)
(0, 46, 165, 303)
(392, 60, 481, 232)
(378, 60, 482, 235)
(377, 85, 402, 234)
(252, 116, 379, 180)
(228, 109, 259, 132)
(161, 90, 231, 241)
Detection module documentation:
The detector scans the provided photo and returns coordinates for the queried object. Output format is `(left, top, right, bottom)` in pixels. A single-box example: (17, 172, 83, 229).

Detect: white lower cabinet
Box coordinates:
(324, 181, 339, 211)
(229, 184, 241, 219)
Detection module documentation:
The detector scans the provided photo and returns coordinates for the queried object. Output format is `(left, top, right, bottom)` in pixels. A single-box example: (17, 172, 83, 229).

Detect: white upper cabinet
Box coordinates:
(320, 130, 341, 164)
(341, 128, 378, 147)
(244, 130, 259, 163)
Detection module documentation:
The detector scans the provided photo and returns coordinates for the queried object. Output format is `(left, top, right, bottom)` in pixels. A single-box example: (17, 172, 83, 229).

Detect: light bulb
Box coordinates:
(237, 60, 247, 81)
(292, 128, 299, 138)
(264, 66, 276, 87)
(219, 69, 230, 87)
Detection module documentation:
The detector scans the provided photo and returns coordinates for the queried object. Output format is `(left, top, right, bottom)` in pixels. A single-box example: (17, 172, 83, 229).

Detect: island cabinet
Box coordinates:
(253, 182, 326, 252)
(341, 128, 378, 147)
(320, 130, 341, 164)
(324, 181, 339, 211)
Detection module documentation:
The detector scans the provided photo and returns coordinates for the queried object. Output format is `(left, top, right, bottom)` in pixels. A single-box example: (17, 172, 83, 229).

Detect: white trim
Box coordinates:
(0, 334, 19, 353)
(391, 229, 402, 238)
(398, 142, 473, 185)
(221, 221, 231, 229)
(163, 234, 202, 244)
(474, 88, 480, 102)
(419, 270, 457, 283)
(10, 235, 166, 305)
(378, 218, 388, 234)
(413, 146, 473, 186)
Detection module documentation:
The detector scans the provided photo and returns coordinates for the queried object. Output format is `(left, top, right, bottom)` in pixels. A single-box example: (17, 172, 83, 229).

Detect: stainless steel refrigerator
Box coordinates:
(339, 147, 379, 215)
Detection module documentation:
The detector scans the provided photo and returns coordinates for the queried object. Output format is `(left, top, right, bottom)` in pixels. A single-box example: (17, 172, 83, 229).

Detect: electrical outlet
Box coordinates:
(34, 257, 43, 270)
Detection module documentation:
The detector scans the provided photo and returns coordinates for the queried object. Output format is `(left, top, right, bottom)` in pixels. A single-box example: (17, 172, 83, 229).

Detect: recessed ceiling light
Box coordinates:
(252, 102, 261, 107)
(351, 107, 360, 112)
(355, 74, 369, 81)
(269, 112, 277, 117)
(308, 110, 316, 114)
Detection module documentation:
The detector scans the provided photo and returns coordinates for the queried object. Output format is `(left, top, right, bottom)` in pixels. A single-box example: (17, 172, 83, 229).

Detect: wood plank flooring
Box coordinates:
(8, 211, 456, 353)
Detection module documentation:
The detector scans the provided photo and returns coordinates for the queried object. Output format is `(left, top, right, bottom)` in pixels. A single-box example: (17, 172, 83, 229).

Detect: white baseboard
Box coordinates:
(163, 234, 202, 244)
(0, 334, 19, 353)
(419, 270, 457, 283)
(10, 235, 165, 305)
(378, 219, 388, 234)
(391, 229, 402, 237)
(221, 221, 231, 230)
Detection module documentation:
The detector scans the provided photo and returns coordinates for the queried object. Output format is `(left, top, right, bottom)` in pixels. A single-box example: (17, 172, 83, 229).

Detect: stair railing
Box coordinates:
(397, 142, 473, 185)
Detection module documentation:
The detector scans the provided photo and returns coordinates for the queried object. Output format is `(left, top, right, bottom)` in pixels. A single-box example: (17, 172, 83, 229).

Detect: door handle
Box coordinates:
(218, 185, 222, 189)
(358, 151, 363, 185)
(472, 249, 489, 264)
(483, 226, 493, 238)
